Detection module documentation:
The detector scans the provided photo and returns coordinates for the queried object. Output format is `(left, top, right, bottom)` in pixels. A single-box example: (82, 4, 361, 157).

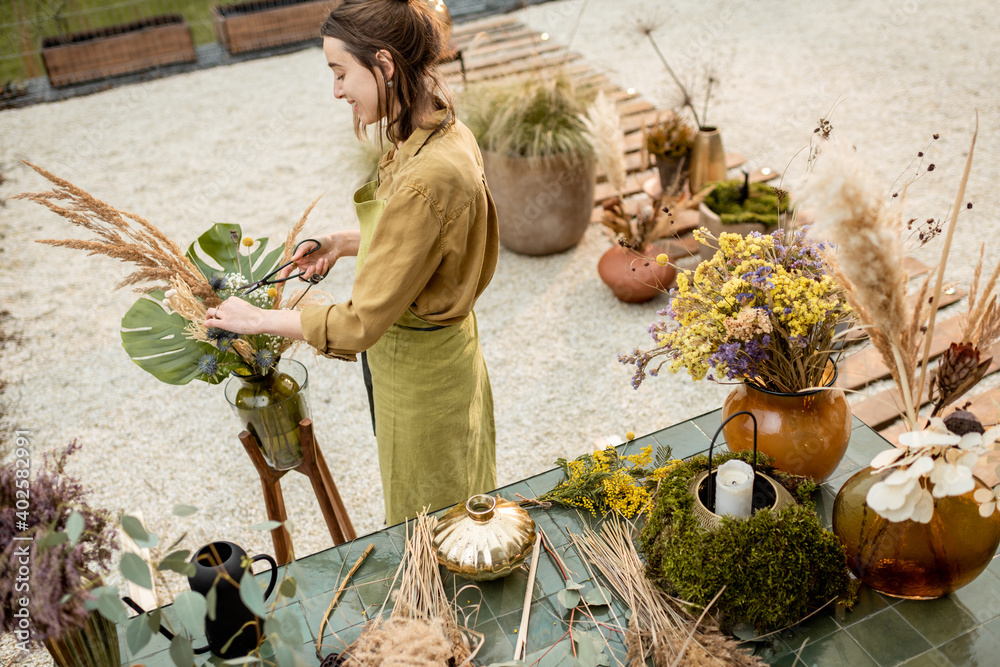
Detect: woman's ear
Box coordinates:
(375, 49, 395, 84)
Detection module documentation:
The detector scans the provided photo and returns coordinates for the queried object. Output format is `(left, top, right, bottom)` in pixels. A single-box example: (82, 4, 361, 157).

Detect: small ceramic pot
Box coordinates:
(597, 242, 676, 303)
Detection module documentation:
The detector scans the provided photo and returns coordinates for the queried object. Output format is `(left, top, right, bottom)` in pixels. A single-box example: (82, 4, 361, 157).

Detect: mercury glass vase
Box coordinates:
(225, 358, 309, 470)
(432, 494, 536, 581)
(832, 466, 1000, 599)
(722, 364, 851, 482)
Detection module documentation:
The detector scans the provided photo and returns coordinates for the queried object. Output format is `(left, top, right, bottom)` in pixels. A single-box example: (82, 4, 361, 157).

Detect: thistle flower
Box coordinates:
(254, 348, 276, 371)
(198, 353, 220, 377)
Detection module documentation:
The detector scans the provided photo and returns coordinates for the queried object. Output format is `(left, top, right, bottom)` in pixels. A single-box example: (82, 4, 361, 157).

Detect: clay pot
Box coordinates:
(482, 150, 596, 256)
(597, 243, 675, 303)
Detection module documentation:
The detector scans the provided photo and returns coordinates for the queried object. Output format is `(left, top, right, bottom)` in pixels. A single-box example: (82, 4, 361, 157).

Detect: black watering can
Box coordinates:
(124, 541, 278, 659)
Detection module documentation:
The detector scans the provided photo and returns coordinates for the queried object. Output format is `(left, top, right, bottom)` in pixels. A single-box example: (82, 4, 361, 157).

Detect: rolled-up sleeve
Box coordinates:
(299, 184, 443, 358)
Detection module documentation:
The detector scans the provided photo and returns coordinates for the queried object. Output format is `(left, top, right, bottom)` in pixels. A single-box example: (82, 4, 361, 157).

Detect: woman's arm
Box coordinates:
(205, 298, 304, 339)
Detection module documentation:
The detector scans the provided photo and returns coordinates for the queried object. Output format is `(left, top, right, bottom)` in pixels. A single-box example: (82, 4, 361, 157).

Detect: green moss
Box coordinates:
(638, 451, 849, 632)
(703, 180, 790, 228)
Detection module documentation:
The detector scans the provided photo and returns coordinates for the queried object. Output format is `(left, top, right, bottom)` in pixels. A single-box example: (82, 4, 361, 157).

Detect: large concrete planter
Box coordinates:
(213, 0, 332, 55)
(41, 15, 196, 88)
(482, 151, 596, 256)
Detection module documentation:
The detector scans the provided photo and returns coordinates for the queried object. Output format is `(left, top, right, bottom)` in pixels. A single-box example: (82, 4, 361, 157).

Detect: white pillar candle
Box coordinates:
(715, 459, 755, 518)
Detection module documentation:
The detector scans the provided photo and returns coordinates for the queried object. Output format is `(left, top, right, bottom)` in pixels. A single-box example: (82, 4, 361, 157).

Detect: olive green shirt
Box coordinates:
(300, 109, 499, 359)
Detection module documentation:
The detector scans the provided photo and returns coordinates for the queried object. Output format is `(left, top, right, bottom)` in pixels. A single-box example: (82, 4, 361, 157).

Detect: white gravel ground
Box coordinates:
(2, 0, 999, 664)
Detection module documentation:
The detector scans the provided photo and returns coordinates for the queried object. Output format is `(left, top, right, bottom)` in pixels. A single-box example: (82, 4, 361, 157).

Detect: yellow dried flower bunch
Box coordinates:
(621, 227, 853, 393)
(540, 445, 680, 518)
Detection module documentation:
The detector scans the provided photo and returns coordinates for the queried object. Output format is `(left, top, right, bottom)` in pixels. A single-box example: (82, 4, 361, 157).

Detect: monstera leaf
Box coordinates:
(121, 291, 219, 385)
(120, 224, 284, 385)
(186, 223, 283, 285)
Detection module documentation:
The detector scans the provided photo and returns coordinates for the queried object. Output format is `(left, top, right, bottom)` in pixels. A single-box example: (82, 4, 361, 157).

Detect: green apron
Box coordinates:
(353, 181, 497, 525)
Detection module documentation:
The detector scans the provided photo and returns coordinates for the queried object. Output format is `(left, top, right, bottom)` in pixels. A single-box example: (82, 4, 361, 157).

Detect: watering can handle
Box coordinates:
(250, 553, 279, 600)
(121, 597, 212, 654)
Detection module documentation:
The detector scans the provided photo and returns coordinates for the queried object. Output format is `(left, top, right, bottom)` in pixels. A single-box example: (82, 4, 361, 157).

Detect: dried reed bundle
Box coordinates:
(571, 516, 764, 667)
(15, 162, 218, 307)
(582, 90, 627, 196)
(274, 193, 323, 310)
(806, 127, 984, 425)
(343, 513, 478, 666)
(802, 140, 925, 427)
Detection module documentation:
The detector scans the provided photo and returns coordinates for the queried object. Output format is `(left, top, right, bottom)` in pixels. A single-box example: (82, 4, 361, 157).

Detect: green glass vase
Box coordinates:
(225, 358, 309, 470)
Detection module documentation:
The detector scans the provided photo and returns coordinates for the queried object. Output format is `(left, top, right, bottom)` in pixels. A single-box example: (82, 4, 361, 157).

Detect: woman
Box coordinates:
(205, 0, 499, 525)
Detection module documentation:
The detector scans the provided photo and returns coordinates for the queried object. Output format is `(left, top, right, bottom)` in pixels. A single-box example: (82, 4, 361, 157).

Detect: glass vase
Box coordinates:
(832, 466, 1000, 599)
(43, 610, 121, 667)
(722, 364, 851, 482)
(224, 358, 310, 470)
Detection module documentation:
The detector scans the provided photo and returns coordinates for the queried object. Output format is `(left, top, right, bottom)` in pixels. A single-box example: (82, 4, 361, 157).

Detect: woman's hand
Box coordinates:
(205, 297, 266, 335)
(279, 231, 361, 281)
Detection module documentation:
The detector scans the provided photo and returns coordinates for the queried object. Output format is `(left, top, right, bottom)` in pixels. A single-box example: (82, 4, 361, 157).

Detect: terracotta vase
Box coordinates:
(688, 126, 727, 194)
(597, 243, 676, 303)
(722, 365, 851, 482)
(482, 151, 596, 256)
(833, 467, 1000, 599)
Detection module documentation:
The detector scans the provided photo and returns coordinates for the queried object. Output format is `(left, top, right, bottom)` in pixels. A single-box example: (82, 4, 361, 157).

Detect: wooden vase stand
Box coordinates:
(239, 418, 356, 565)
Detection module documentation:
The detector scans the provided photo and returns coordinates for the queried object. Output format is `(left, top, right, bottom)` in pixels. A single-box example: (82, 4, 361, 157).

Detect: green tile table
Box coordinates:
(119, 410, 1000, 666)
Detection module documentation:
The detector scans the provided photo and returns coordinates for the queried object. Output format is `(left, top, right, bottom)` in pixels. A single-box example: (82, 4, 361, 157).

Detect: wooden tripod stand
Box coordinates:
(238, 418, 356, 565)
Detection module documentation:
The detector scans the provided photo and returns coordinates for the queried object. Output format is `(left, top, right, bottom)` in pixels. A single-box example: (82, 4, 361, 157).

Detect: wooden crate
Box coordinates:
(213, 0, 333, 55)
(41, 15, 196, 88)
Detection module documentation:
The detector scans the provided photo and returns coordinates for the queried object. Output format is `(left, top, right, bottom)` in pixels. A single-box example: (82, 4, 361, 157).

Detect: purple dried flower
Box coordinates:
(1, 441, 116, 642)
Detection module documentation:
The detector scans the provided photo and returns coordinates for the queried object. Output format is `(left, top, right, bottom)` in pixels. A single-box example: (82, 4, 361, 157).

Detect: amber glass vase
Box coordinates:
(833, 466, 1000, 599)
(224, 358, 309, 470)
(722, 365, 851, 482)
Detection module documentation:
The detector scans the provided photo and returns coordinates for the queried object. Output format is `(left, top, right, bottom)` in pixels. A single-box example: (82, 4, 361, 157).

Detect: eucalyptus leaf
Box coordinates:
(239, 573, 267, 618)
(556, 587, 581, 609)
(59, 593, 73, 604)
(121, 514, 158, 548)
(65, 511, 84, 546)
(274, 643, 295, 667)
(37, 531, 68, 549)
(125, 614, 154, 654)
(158, 550, 196, 577)
(95, 587, 128, 625)
(172, 503, 199, 517)
(120, 552, 153, 589)
(248, 520, 284, 531)
(583, 588, 609, 607)
(172, 590, 208, 638)
(206, 584, 218, 621)
(169, 634, 195, 667)
(564, 580, 585, 590)
(222, 659, 259, 665)
(278, 577, 297, 599)
(147, 609, 162, 633)
(273, 606, 304, 645)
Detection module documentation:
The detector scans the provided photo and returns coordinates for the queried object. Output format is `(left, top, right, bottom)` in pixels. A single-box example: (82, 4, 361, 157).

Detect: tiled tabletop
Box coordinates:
(121, 410, 1000, 666)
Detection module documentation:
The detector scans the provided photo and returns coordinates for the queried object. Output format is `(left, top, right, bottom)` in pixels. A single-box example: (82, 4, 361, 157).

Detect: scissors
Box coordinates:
(237, 238, 327, 308)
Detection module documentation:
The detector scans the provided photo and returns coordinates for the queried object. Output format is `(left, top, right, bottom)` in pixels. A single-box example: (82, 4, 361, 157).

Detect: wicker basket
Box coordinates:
(41, 15, 196, 88)
(213, 0, 333, 55)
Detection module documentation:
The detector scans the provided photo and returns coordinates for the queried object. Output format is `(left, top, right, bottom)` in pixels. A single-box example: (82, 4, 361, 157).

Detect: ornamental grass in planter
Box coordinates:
(461, 73, 596, 255)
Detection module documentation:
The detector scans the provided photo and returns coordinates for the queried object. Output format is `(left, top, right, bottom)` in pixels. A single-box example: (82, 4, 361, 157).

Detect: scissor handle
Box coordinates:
(280, 238, 326, 283)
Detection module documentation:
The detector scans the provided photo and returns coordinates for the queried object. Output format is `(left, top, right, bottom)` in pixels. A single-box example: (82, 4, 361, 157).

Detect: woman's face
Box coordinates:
(323, 37, 385, 126)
